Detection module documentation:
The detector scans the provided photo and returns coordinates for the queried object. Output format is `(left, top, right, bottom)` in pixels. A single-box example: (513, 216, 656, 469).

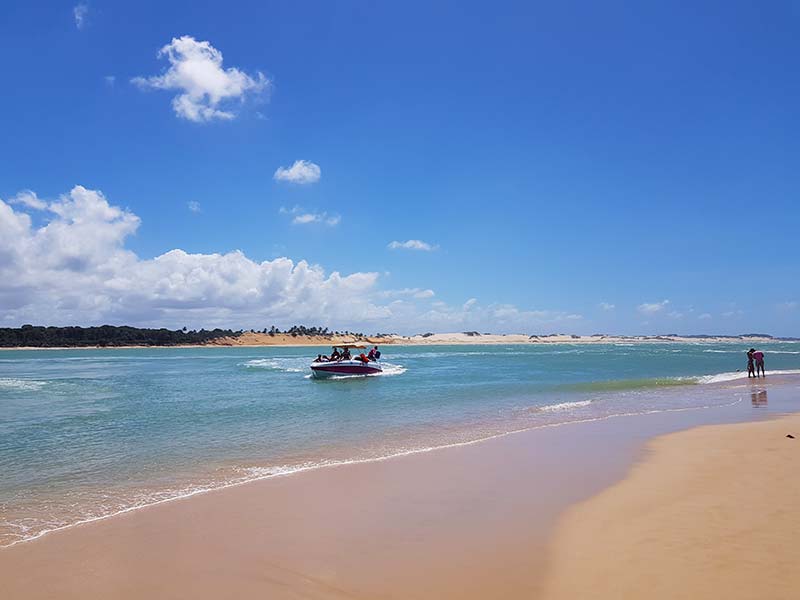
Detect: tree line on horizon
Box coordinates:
(0, 324, 384, 347)
(258, 325, 369, 338)
(0, 325, 236, 347)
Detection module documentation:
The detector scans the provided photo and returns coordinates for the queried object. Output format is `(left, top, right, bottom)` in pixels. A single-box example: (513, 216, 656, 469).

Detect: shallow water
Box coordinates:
(1, 341, 798, 546)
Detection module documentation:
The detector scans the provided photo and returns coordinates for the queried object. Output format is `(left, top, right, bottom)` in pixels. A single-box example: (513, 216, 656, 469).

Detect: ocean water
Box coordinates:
(1, 341, 799, 547)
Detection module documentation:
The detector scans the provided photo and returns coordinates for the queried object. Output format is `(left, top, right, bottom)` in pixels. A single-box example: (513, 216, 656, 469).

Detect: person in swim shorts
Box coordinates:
(752, 349, 765, 377)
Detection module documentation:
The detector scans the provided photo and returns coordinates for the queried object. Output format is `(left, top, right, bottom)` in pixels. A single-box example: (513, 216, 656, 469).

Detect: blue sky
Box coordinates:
(0, 1, 798, 335)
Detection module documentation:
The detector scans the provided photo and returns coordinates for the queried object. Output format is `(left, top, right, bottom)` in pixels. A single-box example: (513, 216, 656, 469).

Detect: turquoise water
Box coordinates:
(1, 342, 800, 546)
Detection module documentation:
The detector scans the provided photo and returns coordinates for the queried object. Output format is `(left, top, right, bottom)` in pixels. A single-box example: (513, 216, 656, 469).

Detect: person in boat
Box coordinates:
(315, 354, 323, 363)
(367, 346, 381, 361)
(357, 352, 370, 363)
(342, 347, 352, 360)
(330, 347, 341, 361)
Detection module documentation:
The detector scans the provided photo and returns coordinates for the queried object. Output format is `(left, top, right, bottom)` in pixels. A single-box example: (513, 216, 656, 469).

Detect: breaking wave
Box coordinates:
(0, 378, 47, 391)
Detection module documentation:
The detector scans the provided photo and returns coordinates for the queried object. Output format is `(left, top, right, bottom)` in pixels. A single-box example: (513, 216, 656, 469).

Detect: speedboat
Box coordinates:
(310, 344, 382, 378)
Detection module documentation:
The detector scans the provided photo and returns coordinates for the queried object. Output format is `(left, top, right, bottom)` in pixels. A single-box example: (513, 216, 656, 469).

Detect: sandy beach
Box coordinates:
(542, 411, 800, 600)
(209, 332, 784, 347)
(4, 4, 798, 599)
(2, 378, 798, 599)
(0, 331, 786, 350)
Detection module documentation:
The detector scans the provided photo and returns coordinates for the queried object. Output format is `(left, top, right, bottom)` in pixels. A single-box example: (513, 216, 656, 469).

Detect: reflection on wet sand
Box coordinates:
(751, 389, 768, 407)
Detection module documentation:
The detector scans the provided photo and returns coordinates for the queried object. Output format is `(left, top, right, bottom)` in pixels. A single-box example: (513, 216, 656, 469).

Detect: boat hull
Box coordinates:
(310, 360, 382, 378)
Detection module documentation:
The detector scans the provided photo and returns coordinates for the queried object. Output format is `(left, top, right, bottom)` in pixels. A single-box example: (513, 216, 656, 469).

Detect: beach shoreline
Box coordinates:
(2, 376, 798, 598)
(542, 408, 800, 599)
(0, 331, 791, 350)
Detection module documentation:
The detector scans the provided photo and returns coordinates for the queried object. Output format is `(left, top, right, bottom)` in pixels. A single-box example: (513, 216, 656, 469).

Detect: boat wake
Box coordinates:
(240, 358, 306, 373)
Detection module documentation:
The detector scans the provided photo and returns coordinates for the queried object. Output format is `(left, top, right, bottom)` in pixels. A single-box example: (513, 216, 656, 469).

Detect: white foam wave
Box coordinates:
(0, 378, 46, 391)
(538, 399, 593, 412)
(240, 358, 305, 373)
(697, 369, 800, 384)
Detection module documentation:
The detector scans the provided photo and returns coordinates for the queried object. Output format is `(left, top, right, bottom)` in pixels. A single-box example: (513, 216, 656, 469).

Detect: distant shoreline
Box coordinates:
(0, 331, 793, 350)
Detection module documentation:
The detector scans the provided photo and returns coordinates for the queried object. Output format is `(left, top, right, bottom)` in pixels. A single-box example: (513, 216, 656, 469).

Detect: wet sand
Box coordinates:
(542, 411, 800, 600)
(1, 380, 796, 599)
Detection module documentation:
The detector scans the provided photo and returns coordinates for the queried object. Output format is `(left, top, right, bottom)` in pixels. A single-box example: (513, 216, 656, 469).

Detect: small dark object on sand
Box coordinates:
(787, 434, 796, 439)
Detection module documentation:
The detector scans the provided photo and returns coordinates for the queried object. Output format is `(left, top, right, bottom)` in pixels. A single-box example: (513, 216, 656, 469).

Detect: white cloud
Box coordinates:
(667, 310, 684, 319)
(778, 301, 798, 311)
(380, 288, 435, 300)
(73, 3, 88, 29)
(599, 302, 615, 311)
(280, 205, 339, 226)
(722, 309, 744, 318)
(0, 186, 383, 328)
(9, 190, 47, 210)
(105, 75, 116, 87)
(273, 160, 321, 184)
(187, 201, 201, 213)
(388, 239, 438, 251)
(0, 186, 586, 334)
(400, 301, 583, 332)
(132, 36, 268, 123)
(637, 300, 669, 315)
(698, 313, 712, 320)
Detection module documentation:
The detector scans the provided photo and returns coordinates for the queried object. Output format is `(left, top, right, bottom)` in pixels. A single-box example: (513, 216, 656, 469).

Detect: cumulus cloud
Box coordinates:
(380, 288, 436, 300)
(73, 3, 88, 29)
(9, 190, 47, 210)
(697, 313, 712, 320)
(637, 300, 669, 315)
(132, 36, 268, 122)
(0, 186, 585, 333)
(279, 205, 339, 226)
(273, 160, 321, 184)
(388, 239, 438, 251)
(0, 186, 380, 327)
(395, 301, 583, 333)
(599, 302, 615, 311)
(187, 201, 201, 213)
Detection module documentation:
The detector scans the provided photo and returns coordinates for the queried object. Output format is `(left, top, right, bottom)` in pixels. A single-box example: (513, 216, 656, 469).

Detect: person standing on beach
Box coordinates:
(747, 349, 756, 378)
(753, 349, 765, 377)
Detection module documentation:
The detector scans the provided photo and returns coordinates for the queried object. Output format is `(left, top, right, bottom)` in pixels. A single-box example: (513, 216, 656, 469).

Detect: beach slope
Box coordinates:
(542, 413, 800, 600)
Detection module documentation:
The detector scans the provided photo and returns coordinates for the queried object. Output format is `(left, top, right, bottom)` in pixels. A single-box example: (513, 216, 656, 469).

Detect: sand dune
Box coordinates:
(207, 331, 779, 347)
